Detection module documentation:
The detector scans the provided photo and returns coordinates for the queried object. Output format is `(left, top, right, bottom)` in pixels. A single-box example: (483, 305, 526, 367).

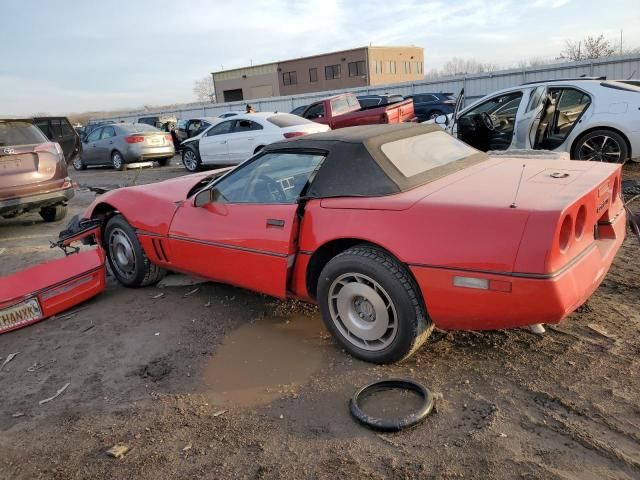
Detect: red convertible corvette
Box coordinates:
(78, 124, 624, 363)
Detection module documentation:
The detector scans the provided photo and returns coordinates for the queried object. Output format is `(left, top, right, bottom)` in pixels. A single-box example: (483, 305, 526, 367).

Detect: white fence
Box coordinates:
(95, 53, 640, 123)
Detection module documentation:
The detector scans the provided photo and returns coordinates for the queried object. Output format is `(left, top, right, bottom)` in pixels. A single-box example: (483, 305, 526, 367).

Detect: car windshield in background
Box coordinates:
(266, 114, 313, 128)
(0, 121, 48, 147)
(331, 95, 359, 115)
(381, 130, 479, 178)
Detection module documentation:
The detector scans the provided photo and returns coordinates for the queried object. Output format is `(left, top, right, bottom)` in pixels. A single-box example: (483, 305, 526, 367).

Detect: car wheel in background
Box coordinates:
(73, 157, 86, 171)
(182, 148, 201, 172)
(104, 215, 166, 287)
(428, 110, 443, 120)
(111, 151, 125, 171)
(572, 130, 628, 163)
(39, 205, 68, 222)
(253, 145, 265, 154)
(317, 245, 432, 364)
(156, 158, 169, 167)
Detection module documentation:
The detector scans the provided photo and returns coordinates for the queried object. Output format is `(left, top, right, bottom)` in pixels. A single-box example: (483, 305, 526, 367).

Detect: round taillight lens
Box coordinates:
(559, 215, 573, 252)
(575, 205, 586, 240)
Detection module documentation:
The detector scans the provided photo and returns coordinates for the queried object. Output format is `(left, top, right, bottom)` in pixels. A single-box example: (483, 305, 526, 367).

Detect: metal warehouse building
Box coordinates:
(212, 46, 425, 102)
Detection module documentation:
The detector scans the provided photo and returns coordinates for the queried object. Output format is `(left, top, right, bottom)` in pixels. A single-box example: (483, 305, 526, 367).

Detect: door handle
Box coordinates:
(266, 219, 285, 228)
(221, 140, 228, 144)
(247, 138, 255, 141)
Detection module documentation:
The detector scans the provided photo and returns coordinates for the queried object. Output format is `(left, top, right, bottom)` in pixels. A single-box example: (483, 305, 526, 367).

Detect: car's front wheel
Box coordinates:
(104, 215, 166, 287)
(72, 157, 86, 171)
(317, 245, 432, 364)
(572, 130, 628, 163)
(182, 148, 201, 172)
(428, 110, 443, 120)
(111, 151, 125, 171)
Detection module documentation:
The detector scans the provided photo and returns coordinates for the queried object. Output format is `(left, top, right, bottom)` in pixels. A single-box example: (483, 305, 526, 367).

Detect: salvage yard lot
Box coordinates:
(1, 159, 639, 479)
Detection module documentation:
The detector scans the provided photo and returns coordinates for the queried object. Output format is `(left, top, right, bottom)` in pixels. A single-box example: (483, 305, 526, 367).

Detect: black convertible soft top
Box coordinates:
(263, 123, 487, 198)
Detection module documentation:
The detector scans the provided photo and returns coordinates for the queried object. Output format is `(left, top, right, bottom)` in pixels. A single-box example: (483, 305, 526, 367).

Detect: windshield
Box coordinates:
(380, 130, 478, 178)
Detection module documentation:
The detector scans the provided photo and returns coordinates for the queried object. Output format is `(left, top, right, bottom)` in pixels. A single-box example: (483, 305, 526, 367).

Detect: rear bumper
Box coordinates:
(124, 145, 175, 163)
(0, 186, 74, 216)
(410, 209, 626, 330)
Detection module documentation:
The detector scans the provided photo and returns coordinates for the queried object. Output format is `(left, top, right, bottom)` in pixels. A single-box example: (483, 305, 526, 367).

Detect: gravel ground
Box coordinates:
(0, 159, 639, 480)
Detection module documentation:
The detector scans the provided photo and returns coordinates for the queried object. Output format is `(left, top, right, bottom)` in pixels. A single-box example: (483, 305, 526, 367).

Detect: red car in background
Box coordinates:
(77, 124, 625, 363)
(301, 92, 416, 129)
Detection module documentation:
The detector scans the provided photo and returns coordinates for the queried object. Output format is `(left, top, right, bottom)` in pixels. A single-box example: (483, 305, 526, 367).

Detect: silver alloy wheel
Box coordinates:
(183, 150, 198, 171)
(578, 135, 622, 162)
(328, 272, 398, 351)
(73, 157, 83, 170)
(112, 152, 123, 169)
(108, 227, 137, 280)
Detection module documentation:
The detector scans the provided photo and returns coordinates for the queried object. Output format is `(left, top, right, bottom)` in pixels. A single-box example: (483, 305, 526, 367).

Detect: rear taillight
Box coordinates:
(559, 214, 573, 252)
(125, 135, 145, 144)
(34, 142, 63, 156)
(283, 132, 306, 139)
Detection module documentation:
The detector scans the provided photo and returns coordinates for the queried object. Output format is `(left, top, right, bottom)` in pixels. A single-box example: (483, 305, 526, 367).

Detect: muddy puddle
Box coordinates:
(201, 314, 331, 407)
(359, 388, 426, 419)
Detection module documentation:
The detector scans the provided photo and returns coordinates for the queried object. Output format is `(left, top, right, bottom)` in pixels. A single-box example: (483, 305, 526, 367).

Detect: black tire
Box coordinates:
(317, 245, 432, 364)
(39, 205, 68, 222)
(428, 110, 443, 120)
(156, 158, 169, 167)
(104, 215, 166, 287)
(253, 145, 265, 154)
(111, 150, 125, 171)
(72, 156, 86, 171)
(182, 148, 201, 172)
(572, 129, 628, 163)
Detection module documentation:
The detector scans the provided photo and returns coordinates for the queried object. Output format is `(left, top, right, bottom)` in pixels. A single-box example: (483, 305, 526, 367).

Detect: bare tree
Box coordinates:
(193, 75, 216, 103)
(559, 34, 616, 61)
(440, 57, 498, 76)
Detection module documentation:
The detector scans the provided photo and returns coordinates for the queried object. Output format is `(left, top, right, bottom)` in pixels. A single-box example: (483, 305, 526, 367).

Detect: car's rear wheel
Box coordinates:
(39, 205, 68, 222)
(317, 245, 432, 364)
(572, 130, 628, 163)
(104, 215, 166, 287)
(72, 157, 86, 171)
(253, 145, 265, 154)
(182, 148, 201, 172)
(428, 110, 443, 120)
(111, 151, 125, 171)
(156, 158, 169, 167)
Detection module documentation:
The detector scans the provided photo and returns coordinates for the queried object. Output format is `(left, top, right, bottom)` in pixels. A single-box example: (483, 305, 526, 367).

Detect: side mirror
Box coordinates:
(435, 115, 449, 126)
(194, 188, 212, 207)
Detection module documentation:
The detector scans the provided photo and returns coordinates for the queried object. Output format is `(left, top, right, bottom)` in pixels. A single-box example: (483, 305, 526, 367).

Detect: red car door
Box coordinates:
(167, 202, 299, 298)
(165, 151, 326, 299)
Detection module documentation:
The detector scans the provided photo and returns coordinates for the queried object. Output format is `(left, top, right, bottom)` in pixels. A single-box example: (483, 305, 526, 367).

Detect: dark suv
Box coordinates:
(405, 93, 456, 121)
(0, 119, 74, 222)
(33, 117, 82, 164)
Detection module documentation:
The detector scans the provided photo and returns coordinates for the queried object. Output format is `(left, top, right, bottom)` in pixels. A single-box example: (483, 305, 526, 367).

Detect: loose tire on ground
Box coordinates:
(572, 129, 628, 163)
(39, 205, 68, 222)
(317, 245, 432, 364)
(104, 215, 166, 287)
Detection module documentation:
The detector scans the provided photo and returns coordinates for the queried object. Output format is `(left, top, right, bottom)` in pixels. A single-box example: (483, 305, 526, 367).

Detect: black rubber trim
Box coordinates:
(349, 378, 434, 432)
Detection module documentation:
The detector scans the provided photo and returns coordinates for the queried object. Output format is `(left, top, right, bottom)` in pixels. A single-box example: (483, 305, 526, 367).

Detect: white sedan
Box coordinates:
(180, 112, 330, 171)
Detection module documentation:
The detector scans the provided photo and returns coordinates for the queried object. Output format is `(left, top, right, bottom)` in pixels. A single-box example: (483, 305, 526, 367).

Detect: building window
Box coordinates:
(309, 67, 318, 82)
(374, 60, 383, 74)
(403, 61, 411, 74)
(416, 61, 423, 74)
(387, 61, 397, 74)
(348, 61, 366, 77)
(325, 64, 341, 80)
(282, 71, 297, 86)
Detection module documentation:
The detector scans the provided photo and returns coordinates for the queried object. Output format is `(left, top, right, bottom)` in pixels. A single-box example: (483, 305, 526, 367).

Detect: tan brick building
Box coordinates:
(212, 46, 424, 103)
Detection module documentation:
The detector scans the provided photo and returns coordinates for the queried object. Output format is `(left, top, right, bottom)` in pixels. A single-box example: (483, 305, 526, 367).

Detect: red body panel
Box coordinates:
(85, 155, 625, 331)
(0, 248, 106, 334)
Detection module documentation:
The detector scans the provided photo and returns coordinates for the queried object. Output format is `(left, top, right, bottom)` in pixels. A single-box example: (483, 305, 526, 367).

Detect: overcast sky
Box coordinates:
(2, 0, 639, 115)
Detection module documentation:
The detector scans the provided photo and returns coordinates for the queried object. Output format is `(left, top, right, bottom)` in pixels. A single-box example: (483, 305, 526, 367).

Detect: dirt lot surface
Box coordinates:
(1, 160, 639, 480)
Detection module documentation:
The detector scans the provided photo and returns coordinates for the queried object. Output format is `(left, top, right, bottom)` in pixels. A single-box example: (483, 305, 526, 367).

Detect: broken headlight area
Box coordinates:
(52, 214, 103, 255)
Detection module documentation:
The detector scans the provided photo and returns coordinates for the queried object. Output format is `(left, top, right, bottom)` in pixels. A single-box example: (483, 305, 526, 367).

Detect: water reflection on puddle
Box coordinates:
(201, 314, 331, 407)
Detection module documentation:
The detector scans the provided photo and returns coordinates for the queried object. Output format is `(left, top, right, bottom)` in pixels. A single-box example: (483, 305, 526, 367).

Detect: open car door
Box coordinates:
(512, 85, 548, 149)
(448, 88, 464, 137)
(166, 151, 326, 299)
